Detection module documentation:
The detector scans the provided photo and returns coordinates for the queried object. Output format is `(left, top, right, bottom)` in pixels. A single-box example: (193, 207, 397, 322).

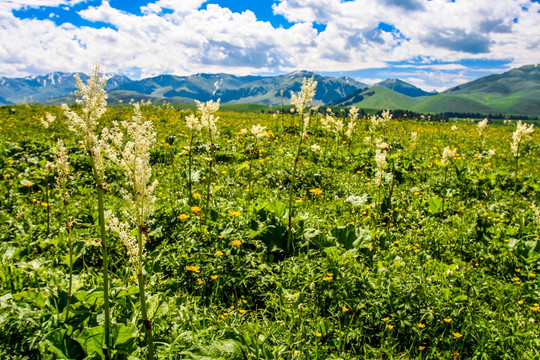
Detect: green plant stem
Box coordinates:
(137, 228, 155, 360)
(63, 198, 73, 323)
(188, 135, 194, 205)
(510, 150, 520, 220)
(286, 133, 305, 253)
(45, 174, 50, 236)
(204, 157, 213, 225)
(96, 185, 110, 358)
(442, 165, 448, 213)
(247, 140, 257, 201)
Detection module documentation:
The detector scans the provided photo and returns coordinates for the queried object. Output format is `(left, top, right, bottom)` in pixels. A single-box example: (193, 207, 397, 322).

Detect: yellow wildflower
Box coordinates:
(185, 265, 200, 273)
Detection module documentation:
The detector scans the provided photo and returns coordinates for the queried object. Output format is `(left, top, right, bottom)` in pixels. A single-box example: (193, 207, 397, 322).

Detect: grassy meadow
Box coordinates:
(0, 78, 539, 359)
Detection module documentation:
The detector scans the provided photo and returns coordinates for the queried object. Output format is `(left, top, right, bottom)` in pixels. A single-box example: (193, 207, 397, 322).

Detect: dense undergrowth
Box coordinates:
(0, 99, 539, 359)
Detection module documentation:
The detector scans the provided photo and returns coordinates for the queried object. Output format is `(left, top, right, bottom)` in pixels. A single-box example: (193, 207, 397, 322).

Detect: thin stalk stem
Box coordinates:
(63, 198, 73, 323)
(188, 135, 194, 205)
(204, 158, 213, 224)
(137, 229, 154, 360)
(511, 150, 520, 219)
(286, 134, 305, 253)
(45, 173, 50, 236)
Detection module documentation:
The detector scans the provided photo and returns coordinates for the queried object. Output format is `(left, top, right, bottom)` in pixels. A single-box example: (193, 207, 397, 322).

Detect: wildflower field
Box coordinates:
(1, 69, 539, 360)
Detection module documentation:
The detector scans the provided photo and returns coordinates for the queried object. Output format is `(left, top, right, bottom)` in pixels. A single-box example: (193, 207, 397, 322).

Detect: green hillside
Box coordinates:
(411, 94, 495, 114)
(342, 86, 422, 109)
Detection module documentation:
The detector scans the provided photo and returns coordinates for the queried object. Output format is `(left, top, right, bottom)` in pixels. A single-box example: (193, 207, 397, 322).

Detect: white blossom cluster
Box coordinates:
(477, 118, 489, 136)
(321, 113, 335, 133)
(533, 200, 540, 231)
(185, 113, 202, 132)
(52, 139, 71, 187)
(251, 124, 267, 138)
(290, 77, 318, 136)
(370, 109, 392, 132)
(345, 106, 359, 139)
(442, 146, 458, 165)
(196, 99, 220, 138)
(106, 210, 141, 273)
(40, 112, 56, 129)
(511, 121, 535, 156)
(290, 77, 317, 116)
(102, 103, 158, 228)
(61, 64, 108, 179)
(374, 138, 389, 187)
(410, 131, 418, 143)
(346, 194, 369, 207)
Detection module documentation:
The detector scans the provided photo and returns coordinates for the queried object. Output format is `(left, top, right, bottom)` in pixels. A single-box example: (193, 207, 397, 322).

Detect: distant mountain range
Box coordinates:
(1, 65, 539, 115)
(0, 70, 367, 107)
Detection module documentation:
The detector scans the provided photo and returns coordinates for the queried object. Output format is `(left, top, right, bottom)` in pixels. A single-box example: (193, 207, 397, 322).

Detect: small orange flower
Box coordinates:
(231, 240, 242, 246)
(452, 332, 463, 339)
(215, 250, 224, 256)
(185, 265, 200, 273)
(230, 210, 241, 217)
(191, 206, 201, 213)
(177, 214, 189, 220)
(211, 275, 218, 280)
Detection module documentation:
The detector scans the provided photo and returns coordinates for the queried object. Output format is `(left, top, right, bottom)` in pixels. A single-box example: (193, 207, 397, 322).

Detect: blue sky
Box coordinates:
(1, 0, 539, 91)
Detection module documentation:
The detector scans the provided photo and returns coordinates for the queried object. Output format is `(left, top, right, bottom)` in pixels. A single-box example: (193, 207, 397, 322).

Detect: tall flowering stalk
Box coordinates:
(50, 140, 74, 321)
(345, 106, 359, 159)
(374, 139, 390, 222)
(103, 102, 158, 359)
(441, 146, 458, 212)
(195, 99, 220, 223)
(61, 64, 111, 356)
(185, 114, 202, 204)
(369, 110, 392, 136)
(247, 124, 267, 199)
(510, 121, 535, 218)
(286, 77, 317, 253)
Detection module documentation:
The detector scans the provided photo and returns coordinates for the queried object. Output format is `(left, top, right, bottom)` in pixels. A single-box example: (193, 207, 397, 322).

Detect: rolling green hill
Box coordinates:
(330, 65, 540, 116)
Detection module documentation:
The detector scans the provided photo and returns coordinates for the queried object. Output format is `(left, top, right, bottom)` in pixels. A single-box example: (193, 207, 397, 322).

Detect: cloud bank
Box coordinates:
(0, 0, 539, 90)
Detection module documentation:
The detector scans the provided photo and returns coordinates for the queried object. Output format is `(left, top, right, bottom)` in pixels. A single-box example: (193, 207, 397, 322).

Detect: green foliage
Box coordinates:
(0, 104, 539, 359)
